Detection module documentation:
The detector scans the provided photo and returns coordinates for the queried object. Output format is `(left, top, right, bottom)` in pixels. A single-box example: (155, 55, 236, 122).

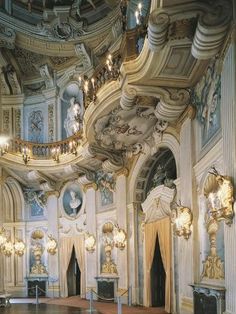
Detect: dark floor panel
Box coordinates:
(0, 304, 100, 313)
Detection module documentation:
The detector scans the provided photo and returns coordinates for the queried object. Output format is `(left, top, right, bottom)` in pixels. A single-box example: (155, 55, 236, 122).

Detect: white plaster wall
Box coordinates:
(221, 41, 236, 314)
(178, 118, 194, 313)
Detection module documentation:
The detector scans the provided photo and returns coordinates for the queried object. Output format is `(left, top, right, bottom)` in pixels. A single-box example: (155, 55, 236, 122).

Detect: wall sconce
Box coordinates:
(51, 146, 60, 162)
(69, 140, 78, 155)
(14, 239, 26, 256)
(22, 146, 30, 164)
(0, 228, 25, 257)
(85, 232, 96, 253)
(0, 136, 9, 156)
(113, 225, 127, 250)
(2, 240, 14, 257)
(0, 227, 7, 248)
(171, 206, 193, 240)
(46, 235, 58, 255)
(207, 167, 234, 226)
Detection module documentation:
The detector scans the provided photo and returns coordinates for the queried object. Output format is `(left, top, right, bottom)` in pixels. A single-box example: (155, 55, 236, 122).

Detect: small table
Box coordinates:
(0, 294, 11, 307)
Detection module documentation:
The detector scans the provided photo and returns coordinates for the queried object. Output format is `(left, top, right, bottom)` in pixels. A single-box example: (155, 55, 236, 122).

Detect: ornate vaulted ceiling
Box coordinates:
(0, 0, 232, 189)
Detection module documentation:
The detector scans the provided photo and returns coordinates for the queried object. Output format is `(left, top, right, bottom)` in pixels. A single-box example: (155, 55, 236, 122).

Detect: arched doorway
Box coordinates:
(136, 147, 177, 313)
(67, 246, 81, 296)
(151, 234, 166, 307)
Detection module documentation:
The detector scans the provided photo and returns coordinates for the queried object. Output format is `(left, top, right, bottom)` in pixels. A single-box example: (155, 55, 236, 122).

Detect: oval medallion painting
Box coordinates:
(63, 183, 83, 218)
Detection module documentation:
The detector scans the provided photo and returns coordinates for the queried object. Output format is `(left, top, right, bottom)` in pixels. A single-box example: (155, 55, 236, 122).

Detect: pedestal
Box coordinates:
(190, 283, 225, 314)
(95, 276, 119, 302)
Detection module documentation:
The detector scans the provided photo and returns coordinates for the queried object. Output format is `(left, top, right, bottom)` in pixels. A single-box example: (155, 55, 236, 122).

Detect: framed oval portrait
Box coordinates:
(61, 182, 84, 219)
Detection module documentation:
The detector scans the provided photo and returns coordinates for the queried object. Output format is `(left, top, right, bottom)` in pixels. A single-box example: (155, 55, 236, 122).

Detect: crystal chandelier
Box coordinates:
(0, 136, 9, 156)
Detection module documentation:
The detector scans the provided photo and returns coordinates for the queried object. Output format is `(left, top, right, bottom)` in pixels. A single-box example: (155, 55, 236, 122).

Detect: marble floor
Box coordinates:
(1, 297, 167, 314)
(46, 296, 167, 314)
(0, 303, 100, 313)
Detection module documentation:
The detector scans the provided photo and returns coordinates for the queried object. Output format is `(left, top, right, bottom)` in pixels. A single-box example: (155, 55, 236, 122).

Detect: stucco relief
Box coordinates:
(48, 104, 54, 142)
(95, 170, 115, 207)
(2, 109, 10, 134)
(61, 182, 84, 219)
(28, 110, 44, 143)
(14, 108, 21, 139)
(0, 24, 16, 49)
(193, 59, 221, 147)
(94, 103, 159, 151)
(23, 189, 46, 218)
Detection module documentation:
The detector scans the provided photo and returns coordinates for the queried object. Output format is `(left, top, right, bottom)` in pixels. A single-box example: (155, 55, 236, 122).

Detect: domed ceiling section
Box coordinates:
(0, 0, 232, 177)
(11, 0, 116, 26)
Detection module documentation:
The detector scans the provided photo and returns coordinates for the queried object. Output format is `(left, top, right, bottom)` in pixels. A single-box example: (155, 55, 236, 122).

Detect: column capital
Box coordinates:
(176, 105, 196, 131)
(115, 167, 129, 178)
(83, 182, 98, 192)
(45, 190, 60, 199)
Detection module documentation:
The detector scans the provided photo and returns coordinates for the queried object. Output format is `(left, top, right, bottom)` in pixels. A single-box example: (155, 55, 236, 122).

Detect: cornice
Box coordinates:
(1, 94, 25, 105)
(83, 182, 98, 192)
(115, 167, 129, 178)
(45, 190, 60, 198)
(176, 105, 196, 131)
(0, 6, 120, 57)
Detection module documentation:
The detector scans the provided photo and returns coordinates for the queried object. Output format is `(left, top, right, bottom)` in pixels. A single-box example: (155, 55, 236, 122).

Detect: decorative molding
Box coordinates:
(83, 183, 98, 192)
(191, 1, 232, 59)
(0, 25, 16, 49)
(13, 108, 22, 139)
(141, 185, 176, 223)
(176, 105, 196, 131)
(115, 168, 129, 178)
(148, 11, 170, 52)
(45, 190, 60, 198)
(120, 87, 137, 110)
(89, 144, 124, 170)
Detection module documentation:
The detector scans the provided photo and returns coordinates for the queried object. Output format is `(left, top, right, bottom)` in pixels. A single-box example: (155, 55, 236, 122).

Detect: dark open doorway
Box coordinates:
(151, 234, 166, 307)
(67, 246, 81, 296)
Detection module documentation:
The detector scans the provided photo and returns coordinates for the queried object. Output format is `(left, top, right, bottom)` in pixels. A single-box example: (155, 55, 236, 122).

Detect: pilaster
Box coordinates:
(85, 185, 97, 290)
(0, 168, 4, 291)
(178, 117, 194, 313)
(127, 202, 139, 304)
(221, 40, 236, 314)
(46, 192, 59, 297)
(116, 170, 128, 291)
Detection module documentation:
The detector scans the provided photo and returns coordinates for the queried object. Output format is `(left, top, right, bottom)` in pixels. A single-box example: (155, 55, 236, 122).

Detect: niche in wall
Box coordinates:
(60, 82, 83, 140)
(199, 172, 227, 284)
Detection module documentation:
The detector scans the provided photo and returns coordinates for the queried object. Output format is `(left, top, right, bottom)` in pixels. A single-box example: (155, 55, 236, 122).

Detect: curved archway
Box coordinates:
(128, 133, 179, 204)
(3, 177, 24, 222)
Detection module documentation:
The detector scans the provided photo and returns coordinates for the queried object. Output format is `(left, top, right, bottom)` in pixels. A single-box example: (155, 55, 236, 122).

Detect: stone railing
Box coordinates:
(8, 131, 83, 160)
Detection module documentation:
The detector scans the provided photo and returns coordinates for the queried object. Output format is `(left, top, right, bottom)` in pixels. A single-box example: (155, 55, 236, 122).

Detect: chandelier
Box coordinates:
(102, 222, 127, 251)
(0, 227, 26, 257)
(0, 136, 9, 156)
(84, 232, 96, 253)
(46, 234, 58, 255)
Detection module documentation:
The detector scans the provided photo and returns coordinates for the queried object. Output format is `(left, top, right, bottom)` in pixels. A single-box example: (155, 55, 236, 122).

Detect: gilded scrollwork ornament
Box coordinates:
(207, 167, 234, 226)
(171, 205, 193, 240)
